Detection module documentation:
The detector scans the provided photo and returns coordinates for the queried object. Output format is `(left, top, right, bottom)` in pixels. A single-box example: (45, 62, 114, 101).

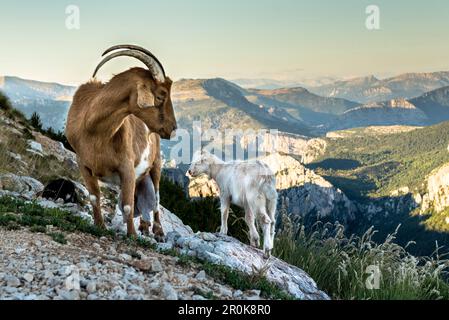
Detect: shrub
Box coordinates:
(27, 112, 73, 151)
(0, 91, 27, 122)
(0, 91, 12, 111)
(49, 232, 67, 244)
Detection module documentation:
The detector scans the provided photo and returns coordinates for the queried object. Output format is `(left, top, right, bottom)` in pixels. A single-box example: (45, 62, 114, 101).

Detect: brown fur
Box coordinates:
(66, 67, 177, 237)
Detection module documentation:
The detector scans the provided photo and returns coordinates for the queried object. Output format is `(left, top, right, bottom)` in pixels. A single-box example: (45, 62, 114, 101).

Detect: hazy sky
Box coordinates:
(1, 0, 449, 85)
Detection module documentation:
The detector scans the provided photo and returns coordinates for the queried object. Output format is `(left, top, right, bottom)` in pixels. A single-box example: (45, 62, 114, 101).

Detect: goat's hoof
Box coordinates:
(138, 220, 151, 236)
(263, 250, 272, 259)
(139, 228, 150, 236)
(251, 241, 261, 249)
(127, 229, 138, 238)
(152, 223, 165, 242)
(154, 233, 166, 243)
(94, 220, 106, 229)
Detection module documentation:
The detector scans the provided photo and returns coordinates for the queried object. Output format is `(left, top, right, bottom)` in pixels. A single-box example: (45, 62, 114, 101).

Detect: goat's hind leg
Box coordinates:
(220, 196, 231, 235)
(267, 198, 277, 255)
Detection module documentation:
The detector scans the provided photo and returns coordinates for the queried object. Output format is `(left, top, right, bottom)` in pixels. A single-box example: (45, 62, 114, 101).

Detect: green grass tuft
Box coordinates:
(273, 215, 449, 300)
(49, 232, 67, 244)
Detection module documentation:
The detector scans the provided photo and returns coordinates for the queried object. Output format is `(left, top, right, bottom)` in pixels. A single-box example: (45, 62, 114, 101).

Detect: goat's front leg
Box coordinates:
(80, 165, 105, 228)
(219, 196, 231, 235)
(150, 164, 165, 242)
(119, 163, 137, 237)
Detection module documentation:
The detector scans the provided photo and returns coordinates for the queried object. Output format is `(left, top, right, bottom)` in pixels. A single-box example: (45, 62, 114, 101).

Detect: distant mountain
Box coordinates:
(410, 86, 449, 124)
(172, 78, 311, 135)
(247, 87, 359, 115)
(231, 77, 340, 90)
(0, 76, 75, 101)
(325, 86, 449, 130)
(230, 78, 300, 90)
(311, 72, 449, 103)
(4, 73, 449, 137)
(0, 76, 76, 131)
(329, 98, 429, 131)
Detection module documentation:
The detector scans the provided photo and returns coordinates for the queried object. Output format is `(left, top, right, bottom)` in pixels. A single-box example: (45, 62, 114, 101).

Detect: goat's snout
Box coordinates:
(170, 126, 177, 139)
(160, 124, 177, 140)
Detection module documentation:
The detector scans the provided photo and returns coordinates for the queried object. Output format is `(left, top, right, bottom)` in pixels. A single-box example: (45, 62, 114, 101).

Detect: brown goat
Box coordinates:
(66, 45, 177, 238)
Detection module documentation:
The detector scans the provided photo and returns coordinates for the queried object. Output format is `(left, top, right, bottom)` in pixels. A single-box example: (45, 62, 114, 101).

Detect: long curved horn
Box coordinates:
(92, 49, 165, 81)
(101, 44, 166, 79)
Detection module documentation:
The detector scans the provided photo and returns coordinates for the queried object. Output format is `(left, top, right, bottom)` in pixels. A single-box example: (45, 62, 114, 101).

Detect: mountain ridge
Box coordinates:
(310, 71, 449, 103)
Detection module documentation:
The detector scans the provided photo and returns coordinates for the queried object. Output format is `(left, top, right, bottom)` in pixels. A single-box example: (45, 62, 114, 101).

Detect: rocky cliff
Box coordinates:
(419, 163, 449, 213)
(250, 132, 326, 164)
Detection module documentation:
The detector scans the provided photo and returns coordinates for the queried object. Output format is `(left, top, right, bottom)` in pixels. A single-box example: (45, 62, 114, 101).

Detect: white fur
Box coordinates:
(135, 145, 151, 180)
(134, 125, 151, 180)
(89, 195, 97, 206)
(155, 191, 160, 212)
(188, 151, 278, 257)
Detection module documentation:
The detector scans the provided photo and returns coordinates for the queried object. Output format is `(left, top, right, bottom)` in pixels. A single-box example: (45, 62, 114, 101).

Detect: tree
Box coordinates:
(30, 112, 43, 130)
(0, 92, 12, 111)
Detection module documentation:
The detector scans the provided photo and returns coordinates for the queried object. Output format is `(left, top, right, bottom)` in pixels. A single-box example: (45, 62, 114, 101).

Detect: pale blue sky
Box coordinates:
(1, 0, 449, 85)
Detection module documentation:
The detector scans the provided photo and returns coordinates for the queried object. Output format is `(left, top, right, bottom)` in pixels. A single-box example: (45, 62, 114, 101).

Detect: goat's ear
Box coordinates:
(136, 83, 156, 109)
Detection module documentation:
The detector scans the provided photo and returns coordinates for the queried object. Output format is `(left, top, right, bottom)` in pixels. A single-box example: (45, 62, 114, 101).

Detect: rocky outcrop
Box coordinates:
(0, 173, 44, 200)
(112, 200, 327, 298)
(419, 163, 449, 213)
(110, 207, 328, 299)
(246, 132, 326, 164)
(165, 232, 329, 300)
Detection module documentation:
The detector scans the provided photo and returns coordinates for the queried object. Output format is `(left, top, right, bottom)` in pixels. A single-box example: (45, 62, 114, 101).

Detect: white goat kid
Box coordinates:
(188, 151, 278, 257)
